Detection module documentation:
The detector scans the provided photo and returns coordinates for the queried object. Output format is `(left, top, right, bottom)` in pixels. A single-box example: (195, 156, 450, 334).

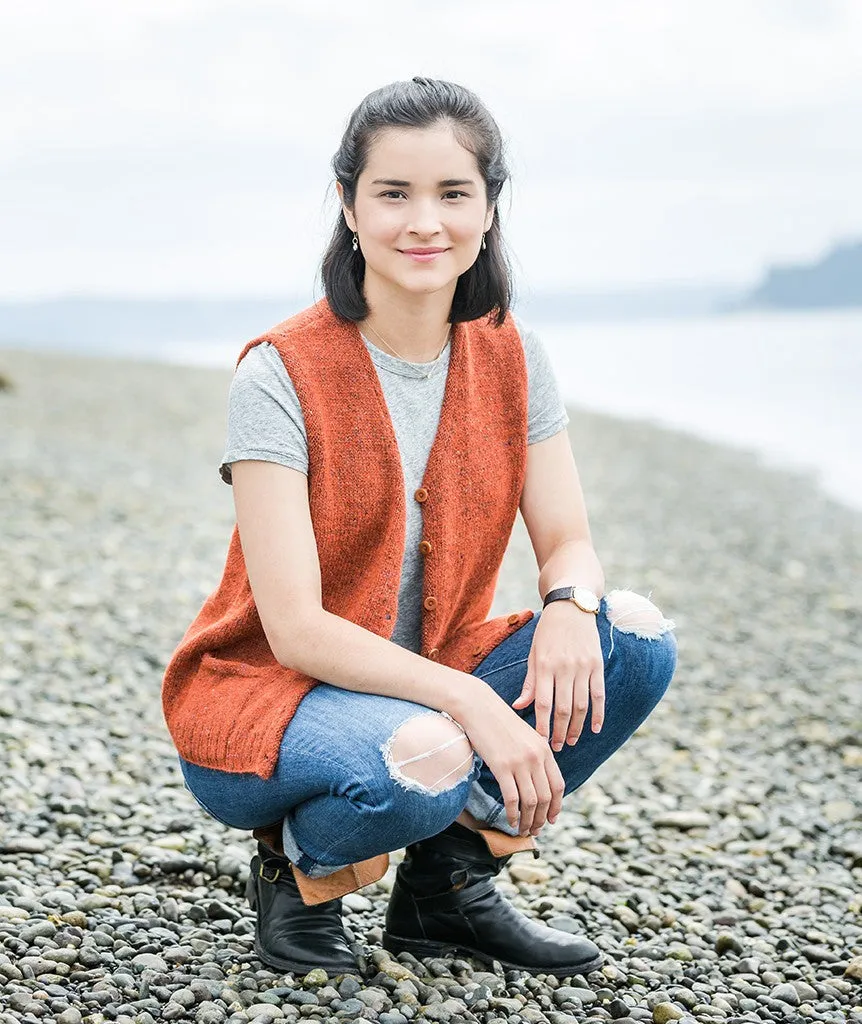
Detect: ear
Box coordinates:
(336, 181, 357, 233)
(484, 205, 495, 233)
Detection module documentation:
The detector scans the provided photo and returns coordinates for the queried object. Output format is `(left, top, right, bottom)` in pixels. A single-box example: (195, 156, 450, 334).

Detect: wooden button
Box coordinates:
(427, 648, 439, 660)
(472, 649, 483, 657)
(423, 596, 438, 611)
(507, 613, 520, 625)
(414, 487, 428, 502)
(418, 539, 433, 555)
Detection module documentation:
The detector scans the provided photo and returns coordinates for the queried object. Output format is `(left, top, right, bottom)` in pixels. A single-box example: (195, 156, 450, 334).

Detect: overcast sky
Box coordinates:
(2, 0, 861, 300)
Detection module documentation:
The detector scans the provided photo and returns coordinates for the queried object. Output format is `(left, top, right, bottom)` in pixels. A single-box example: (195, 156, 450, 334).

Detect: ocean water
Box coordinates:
(147, 307, 862, 513)
(3, 306, 860, 512)
(536, 309, 862, 513)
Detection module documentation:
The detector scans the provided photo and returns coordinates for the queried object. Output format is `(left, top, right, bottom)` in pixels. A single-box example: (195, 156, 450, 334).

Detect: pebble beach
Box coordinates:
(1, 347, 861, 1024)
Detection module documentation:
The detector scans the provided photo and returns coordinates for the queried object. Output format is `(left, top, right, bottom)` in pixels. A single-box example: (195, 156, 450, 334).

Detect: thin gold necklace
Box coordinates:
(363, 322, 451, 380)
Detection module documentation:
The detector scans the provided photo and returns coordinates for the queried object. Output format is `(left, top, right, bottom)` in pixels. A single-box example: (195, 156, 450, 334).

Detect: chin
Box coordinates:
(380, 270, 454, 294)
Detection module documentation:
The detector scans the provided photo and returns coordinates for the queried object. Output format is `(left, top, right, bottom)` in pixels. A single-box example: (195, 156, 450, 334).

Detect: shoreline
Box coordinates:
(2, 347, 861, 1021)
(3, 325, 861, 517)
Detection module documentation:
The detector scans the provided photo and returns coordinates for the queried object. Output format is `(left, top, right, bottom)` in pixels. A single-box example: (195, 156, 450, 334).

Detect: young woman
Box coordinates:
(162, 77, 677, 980)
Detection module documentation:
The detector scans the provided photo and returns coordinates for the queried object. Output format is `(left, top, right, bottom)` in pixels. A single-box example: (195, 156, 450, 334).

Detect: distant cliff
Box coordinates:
(738, 239, 862, 309)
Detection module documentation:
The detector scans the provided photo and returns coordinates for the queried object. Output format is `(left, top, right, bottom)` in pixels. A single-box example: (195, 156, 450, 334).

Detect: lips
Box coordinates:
(400, 247, 449, 263)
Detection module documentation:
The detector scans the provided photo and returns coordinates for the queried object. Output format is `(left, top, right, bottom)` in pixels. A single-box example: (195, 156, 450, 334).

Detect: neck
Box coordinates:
(358, 272, 455, 361)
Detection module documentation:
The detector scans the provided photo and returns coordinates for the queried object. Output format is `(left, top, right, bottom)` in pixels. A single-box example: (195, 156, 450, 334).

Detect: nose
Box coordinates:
(406, 197, 443, 239)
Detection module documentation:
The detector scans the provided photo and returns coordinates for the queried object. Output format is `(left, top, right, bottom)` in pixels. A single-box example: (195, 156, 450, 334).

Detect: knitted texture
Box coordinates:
(161, 298, 535, 779)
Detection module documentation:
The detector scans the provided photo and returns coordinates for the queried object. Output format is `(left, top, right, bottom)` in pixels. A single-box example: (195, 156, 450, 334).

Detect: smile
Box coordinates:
(400, 249, 449, 262)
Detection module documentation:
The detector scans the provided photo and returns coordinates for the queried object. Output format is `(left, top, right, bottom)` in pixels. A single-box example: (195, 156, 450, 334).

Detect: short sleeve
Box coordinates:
(219, 342, 309, 484)
(513, 316, 571, 445)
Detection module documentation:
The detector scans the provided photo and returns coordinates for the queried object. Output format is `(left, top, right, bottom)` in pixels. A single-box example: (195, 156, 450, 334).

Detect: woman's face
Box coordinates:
(338, 124, 495, 302)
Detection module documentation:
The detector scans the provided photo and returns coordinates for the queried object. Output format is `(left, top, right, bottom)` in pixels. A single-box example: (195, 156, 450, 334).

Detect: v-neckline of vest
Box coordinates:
(349, 317, 465, 485)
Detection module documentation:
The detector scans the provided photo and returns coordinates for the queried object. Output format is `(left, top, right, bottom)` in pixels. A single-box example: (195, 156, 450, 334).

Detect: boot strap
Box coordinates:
(291, 854, 389, 906)
(477, 828, 539, 859)
(410, 876, 498, 911)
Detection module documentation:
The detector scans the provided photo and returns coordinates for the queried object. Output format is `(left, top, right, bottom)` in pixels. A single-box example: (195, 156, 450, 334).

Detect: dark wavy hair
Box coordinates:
(319, 77, 513, 327)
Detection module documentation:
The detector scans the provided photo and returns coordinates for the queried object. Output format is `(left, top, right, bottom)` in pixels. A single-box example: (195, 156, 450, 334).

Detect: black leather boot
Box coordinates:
(245, 841, 360, 975)
(382, 822, 602, 977)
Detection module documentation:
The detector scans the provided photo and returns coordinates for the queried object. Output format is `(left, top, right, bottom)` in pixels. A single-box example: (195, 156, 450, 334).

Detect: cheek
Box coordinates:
(361, 210, 402, 245)
(450, 210, 487, 243)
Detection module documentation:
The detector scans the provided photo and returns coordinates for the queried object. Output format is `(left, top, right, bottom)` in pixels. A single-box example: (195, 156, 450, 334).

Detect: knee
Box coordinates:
(381, 712, 477, 796)
(605, 589, 675, 640)
(605, 589, 677, 703)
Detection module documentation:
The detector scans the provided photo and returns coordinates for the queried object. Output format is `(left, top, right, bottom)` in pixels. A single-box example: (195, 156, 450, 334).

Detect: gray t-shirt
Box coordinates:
(220, 316, 569, 654)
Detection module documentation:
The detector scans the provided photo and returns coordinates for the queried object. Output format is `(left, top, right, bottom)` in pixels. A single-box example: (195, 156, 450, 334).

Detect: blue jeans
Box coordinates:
(179, 591, 677, 878)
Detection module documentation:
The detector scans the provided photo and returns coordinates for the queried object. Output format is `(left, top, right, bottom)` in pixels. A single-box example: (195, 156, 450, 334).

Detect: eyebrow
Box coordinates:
(370, 178, 476, 187)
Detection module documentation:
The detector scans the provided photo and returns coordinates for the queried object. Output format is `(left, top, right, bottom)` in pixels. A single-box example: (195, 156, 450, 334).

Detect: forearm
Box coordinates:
(538, 539, 605, 602)
(277, 608, 482, 720)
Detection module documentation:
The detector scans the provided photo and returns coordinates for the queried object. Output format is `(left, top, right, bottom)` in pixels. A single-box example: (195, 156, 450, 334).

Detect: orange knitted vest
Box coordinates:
(161, 297, 535, 779)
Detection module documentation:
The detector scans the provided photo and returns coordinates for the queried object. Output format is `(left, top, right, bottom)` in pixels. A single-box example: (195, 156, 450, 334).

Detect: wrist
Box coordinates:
(543, 578, 603, 599)
(542, 584, 601, 615)
(443, 670, 499, 723)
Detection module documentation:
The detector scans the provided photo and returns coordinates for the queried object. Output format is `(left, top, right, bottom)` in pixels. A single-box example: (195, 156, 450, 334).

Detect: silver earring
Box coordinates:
(352, 232, 358, 252)
(481, 233, 487, 251)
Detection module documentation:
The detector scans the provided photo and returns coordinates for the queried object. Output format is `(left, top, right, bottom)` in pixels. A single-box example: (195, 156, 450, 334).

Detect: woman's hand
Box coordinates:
(453, 682, 565, 836)
(512, 603, 605, 751)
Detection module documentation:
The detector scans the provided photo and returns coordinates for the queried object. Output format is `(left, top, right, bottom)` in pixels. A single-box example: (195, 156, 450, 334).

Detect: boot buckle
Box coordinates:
(259, 863, 281, 883)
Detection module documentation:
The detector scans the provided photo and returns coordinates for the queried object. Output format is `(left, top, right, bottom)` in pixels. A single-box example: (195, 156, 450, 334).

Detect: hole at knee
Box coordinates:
(380, 712, 476, 796)
(606, 588, 676, 639)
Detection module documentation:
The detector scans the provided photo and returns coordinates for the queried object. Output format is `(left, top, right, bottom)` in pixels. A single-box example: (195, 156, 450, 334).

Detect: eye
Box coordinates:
(380, 190, 406, 200)
(443, 191, 469, 200)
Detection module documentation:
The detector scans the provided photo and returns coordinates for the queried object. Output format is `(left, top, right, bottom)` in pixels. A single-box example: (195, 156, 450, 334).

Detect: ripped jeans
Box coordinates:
(178, 590, 677, 879)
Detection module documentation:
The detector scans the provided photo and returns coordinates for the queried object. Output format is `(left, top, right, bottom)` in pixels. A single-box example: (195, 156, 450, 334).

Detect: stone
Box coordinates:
(0, 837, 48, 854)
(508, 864, 551, 884)
(0, 905, 29, 921)
(771, 984, 800, 1006)
(341, 893, 373, 912)
(715, 932, 744, 955)
(553, 987, 583, 1007)
(246, 1005, 285, 1019)
(196, 1002, 226, 1024)
(378, 960, 418, 982)
(131, 954, 167, 973)
(822, 799, 856, 823)
(652, 1005, 685, 1023)
(652, 811, 711, 830)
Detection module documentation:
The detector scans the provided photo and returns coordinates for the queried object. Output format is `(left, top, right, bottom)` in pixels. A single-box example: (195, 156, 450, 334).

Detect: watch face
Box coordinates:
(572, 587, 600, 613)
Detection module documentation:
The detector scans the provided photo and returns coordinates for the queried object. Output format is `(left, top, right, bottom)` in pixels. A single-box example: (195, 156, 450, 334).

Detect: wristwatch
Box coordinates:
(542, 585, 600, 614)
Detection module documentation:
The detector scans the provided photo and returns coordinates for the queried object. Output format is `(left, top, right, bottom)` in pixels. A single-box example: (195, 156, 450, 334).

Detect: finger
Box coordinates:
(512, 654, 536, 709)
(498, 772, 521, 832)
(590, 665, 606, 733)
(566, 670, 591, 745)
(516, 769, 538, 836)
(529, 767, 552, 835)
(533, 667, 555, 742)
(545, 753, 565, 824)
(551, 675, 575, 752)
